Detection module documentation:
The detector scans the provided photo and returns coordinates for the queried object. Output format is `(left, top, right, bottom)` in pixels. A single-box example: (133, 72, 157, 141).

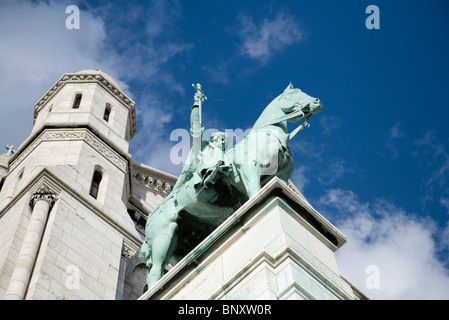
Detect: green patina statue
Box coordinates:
(139, 83, 323, 288)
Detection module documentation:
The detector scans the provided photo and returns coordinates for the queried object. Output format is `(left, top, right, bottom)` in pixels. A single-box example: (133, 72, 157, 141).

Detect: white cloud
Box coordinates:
(86, 0, 191, 84)
(290, 165, 309, 191)
(385, 122, 405, 159)
(442, 222, 449, 250)
(0, 0, 123, 151)
(291, 138, 326, 162)
(202, 62, 231, 85)
(413, 131, 449, 207)
(388, 122, 405, 140)
(113, 0, 193, 172)
(236, 11, 302, 63)
(132, 92, 185, 176)
(319, 189, 449, 299)
(203, 10, 303, 84)
(317, 159, 351, 185)
(319, 115, 342, 136)
(441, 198, 449, 215)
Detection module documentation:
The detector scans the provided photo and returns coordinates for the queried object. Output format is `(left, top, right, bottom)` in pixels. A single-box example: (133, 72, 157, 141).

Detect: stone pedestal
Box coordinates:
(139, 177, 367, 300)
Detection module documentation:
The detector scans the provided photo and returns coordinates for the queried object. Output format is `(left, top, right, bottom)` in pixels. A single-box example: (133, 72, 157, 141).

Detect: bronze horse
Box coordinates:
(138, 83, 323, 288)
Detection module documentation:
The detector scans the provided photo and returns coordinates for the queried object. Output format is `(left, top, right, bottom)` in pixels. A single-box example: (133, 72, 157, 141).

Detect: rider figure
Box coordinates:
(172, 85, 231, 192)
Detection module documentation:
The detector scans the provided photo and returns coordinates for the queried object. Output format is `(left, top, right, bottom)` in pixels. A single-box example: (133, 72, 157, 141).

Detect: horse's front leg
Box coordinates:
(147, 219, 178, 288)
(147, 201, 179, 288)
(239, 161, 261, 198)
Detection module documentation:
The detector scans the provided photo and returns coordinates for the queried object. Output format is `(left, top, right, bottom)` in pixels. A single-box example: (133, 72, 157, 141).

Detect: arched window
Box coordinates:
(103, 103, 111, 122)
(89, 170, 102, 199)
(72, 93, 82, 109)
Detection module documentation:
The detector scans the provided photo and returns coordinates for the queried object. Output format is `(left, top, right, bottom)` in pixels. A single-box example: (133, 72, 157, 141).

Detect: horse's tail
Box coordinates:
(138, 240, 152, 267)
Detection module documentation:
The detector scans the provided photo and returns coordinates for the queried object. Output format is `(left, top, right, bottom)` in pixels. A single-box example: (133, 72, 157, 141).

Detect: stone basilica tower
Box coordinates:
(0, 69, 177, 300)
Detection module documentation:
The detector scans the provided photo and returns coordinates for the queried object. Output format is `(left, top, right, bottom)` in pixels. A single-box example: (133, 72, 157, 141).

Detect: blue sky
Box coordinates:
(1, 0, 449, 299)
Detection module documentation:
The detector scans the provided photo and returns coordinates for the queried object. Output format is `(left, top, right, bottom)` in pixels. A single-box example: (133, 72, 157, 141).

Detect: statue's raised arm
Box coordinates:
(190, 83, 207, 165)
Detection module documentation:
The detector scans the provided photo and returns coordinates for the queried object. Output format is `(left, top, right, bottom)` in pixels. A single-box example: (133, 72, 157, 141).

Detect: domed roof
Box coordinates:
(75, 69, 122, 91)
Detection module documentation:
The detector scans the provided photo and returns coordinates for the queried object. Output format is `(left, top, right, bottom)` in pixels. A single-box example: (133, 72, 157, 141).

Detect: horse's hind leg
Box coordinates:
(147, 220, 178, 288)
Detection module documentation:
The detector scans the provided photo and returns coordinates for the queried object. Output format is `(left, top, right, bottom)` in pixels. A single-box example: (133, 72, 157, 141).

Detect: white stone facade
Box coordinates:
(0, 70, 175, 300)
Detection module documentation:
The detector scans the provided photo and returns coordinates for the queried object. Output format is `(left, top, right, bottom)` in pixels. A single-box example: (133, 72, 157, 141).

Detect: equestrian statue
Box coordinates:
(138, 83, 323, 288)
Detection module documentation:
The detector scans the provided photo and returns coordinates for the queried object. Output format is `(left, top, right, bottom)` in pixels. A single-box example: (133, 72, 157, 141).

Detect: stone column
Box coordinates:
(5, 186, 56, 300)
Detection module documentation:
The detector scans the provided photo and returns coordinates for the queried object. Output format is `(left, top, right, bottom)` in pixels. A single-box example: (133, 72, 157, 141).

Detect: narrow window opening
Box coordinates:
(103, 103, 111, 122)
(89, 170, 102, 199)
(72, 94, 82, 109)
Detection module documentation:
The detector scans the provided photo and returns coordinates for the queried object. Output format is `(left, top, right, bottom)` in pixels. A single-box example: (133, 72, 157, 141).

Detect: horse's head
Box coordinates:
(276, 83, 323, 123)
(251, 83, 323, 134)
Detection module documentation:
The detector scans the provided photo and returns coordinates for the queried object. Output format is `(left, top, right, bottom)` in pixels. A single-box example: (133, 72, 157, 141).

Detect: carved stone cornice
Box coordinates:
(29, 184, 57, 209)
(9, 128, 128, 173)
(121, 242, 138, 261)
(132, 171, 174, 196)
(34, 72, 137, 139)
